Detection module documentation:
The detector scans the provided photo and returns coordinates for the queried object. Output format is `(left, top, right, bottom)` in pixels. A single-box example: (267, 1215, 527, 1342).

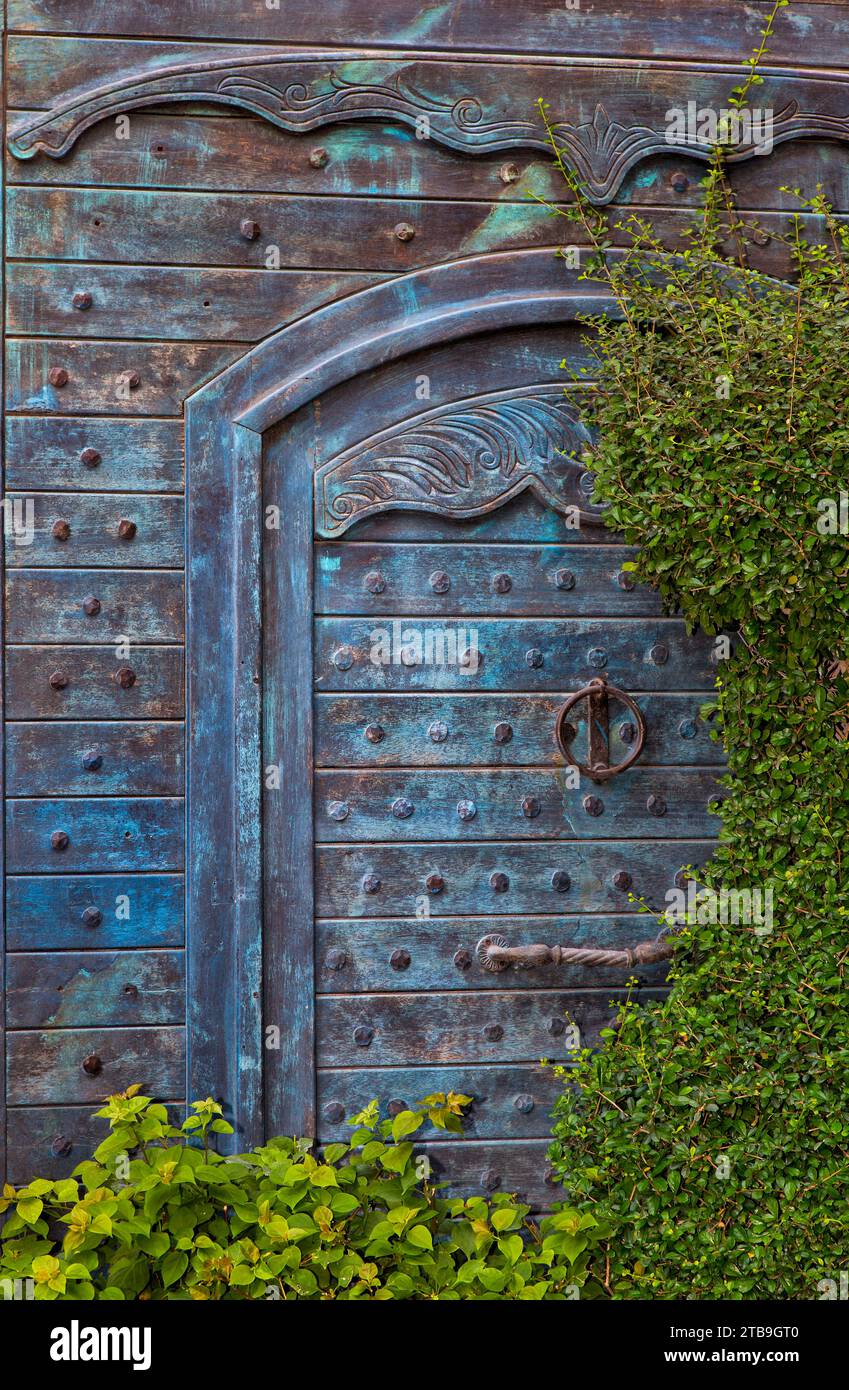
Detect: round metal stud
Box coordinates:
(392, 797, 414, 819)
(650, 643, 669, 666)
(548, 1017, 566, 1037)
(80, 447, 101, 468)
(118, 518, 137, 541)
(428, 720, 448, 743)
(489, 871, 509, 892)
(521, 796, 541, 819)
(324, 948, 348, 970)
(83, 595, 101, 616)
(51, 830, 70, 851)
(123, 983, 139, 1000)
(525, 648, 544, 668)
(647, 794, 667, 817)
(499, 162, 520, 184)
(361, 873, 381, 895)
(81, 906, 103, 928)
(327, 799, 350, 821)
(72, 291, 93, 311)
(613, 870, 632, 892)
(578, 470, 597, 498)
(332, 646, 354, 670)
(513, 1093, 535, 1114)
(617, 570, 636, 591)
(48, 366, 69, 388)
(453, 948, 472, 970)
(49, 670, 69, 690)
(551, 870, 571, 892)
(323, 1101, 345, 1123)
(364, 570, 385, 594)
(364, 723, 384, 744)
(674, 869, 691, 889)
(82, 1054, 103, 1076)
(426, 873, 445, 894)
(309, 147, 329, 168)
(553, 568, 576, 591)
(81, 749, 103, 772)
(671, 171, 689, 193)
(480, 1167, 500, 1192)
(115, 666, 136, 689)
(583, 795, 604, 817)
(52, 519, 71, 541)
(679, 718, 698, 739)
(353, 1024, 374, 1047)
(394, 222, 415, 242)
(587, 648, 607, 669)
(386, 1098, 407, 1117)
(240, 218, 261, 240)
(429, 570, 450, 594)
(619, 721, 637, 745)
(456, 799, 476, 821)
(493, 722, 513, 745)
(483, 1022, 503, 1042)
(492, 572, 512, 594)
(390, 948, 411, 971)
(50, 1135, 73, 1158)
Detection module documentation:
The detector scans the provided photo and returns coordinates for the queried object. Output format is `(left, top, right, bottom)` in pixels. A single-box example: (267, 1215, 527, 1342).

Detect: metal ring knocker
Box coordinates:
(555, 675, 646, 783)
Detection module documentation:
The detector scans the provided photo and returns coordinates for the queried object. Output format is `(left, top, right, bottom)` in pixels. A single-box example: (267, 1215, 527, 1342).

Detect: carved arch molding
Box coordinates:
(8, 47, 849, 203)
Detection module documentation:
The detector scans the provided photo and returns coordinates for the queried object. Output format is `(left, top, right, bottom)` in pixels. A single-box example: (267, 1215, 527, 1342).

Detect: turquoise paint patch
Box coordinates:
(319, 555, 341, 572)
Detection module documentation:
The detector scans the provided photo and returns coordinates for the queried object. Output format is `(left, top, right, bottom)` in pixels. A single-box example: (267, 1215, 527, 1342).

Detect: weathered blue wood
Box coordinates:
(315, 839, 713, 918)
(317, 917, 671, 992)
(6, 646, 184, 719)
(6, 950, 185, 1027)
(424, 1138, 555, 1208)
(316, 768, 723, 840)
(5, 416, 185, 493)
(315, 693, 724, 767)
(7, 722, 183, 795)
(6, 873, 184, 950)
(5, 494, 184, 568)
(6, 570, 183, 641)
(6, 1025, 185, 1105)
(6, 797, 184, 872)
(317, 1063, 559, 1142)
(348, 492, 616, 544)
(5, 1102, 183, 1183)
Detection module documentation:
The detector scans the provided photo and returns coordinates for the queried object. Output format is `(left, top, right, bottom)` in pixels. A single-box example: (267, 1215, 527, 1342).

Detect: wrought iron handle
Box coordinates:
(476, 931, 675, 972)
(555, 675, 646, 783)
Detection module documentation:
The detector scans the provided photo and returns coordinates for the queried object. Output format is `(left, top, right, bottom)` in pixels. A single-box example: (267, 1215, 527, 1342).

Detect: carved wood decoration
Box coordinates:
(8, 49, 849, 203)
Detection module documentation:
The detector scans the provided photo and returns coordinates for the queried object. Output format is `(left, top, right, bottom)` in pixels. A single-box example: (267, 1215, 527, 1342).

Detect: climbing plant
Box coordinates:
(540, 0, 849, 1298)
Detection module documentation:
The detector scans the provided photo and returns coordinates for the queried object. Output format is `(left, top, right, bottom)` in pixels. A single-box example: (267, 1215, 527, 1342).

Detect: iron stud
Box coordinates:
(453, 949, 472, 970)
(429, 569, 450, 593)
(650, 643, 669, 665)
(82, 749, 103, 772)
(525, 648, 544, 668)
(80, 447, 101, 468)
(325, 948, 348, 970)
(328, 799, 350, 821)
(323, 1101, 345, 1123)
(583, 794, 604, 817)
(51, 830, 70, 851)
(392, 797, 414, 819)
(364, 570, 385, 594)
(115, 666, 136, 689)
(551, 870, 571, 892)
(513, 1093, 534, 1114)
(492, 572, 512, 594)
(428, 720, 448, 743)
(613, 870, 632, 891)
(587, 648, 607, 669)
(483, 1023, 503, 1041)
(364, 724, 384, 744)
(52, 518, 70, 541)
(521, 796, 541, 819)
(309, 147, 328, 168)
(394, 222, 415, 242)
(353, 1024, 373, 1047)
(83, 595, 101, 616)
(456, 799, 476, 821)
(118, 517, 137, 540)
(493, 721, 513, 745)
(426, 873, 445, 894)
(240, 218, 261, 240)
(489, 871, 509, 892)
(679, 718, 697, 739)
(361, 873, 381, 895)
(81, 906, 102, 928)
(332, 646, 354, 670)
(390, 948, 411, 971)
(72, 291, 93, 310)
(647, 794, 667, 816)
(50, 1135, 73, 1158)
(82, 1054, 103, 1076)
(49, 670, 69, 690)
(48, 366, 69, 388)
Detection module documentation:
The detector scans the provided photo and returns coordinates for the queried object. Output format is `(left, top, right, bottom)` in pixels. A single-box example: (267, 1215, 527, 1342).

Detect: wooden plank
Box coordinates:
(6, 950, 185, 1027)
(423, 1139, 556, 1208)
(5, 1103, 183, 1183)
(6, 263, 382, 342)
(7, 721, 184, 796)
(345, 491, 618, 544)
(314, 542, 661, 616)
(315, 616, 720, 692)
(6, 873, 184, 951)
(6, 493, 184, 568)
(5, 9, 844, 65)
(317, 1063, 559, 1141)
(315, 767, 722, 840)
(5, 1025, 185, 1105)
(5, 416, 185, 493)
(6, 797, 185, 873)
(6, 570, 184, 642)
(315, 693, 723, 767)
(317, 916, 670, 992)
(7, 187, 831, 277)
(6, 645, 184, 719)
(5, 338, 239, 416)
(316, 838, 712, 918)
(316, 986, 667, 1066)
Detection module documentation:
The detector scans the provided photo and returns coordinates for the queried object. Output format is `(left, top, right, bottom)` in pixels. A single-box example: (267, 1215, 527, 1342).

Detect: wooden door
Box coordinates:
(266, 318, 723, 1208)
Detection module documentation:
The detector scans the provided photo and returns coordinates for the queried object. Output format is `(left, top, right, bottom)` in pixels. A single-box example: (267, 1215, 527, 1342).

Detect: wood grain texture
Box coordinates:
(6, 570, 184, 642)
(5, 494, 184, 567)
(6, 645, 184, 719)
(5, 417, 185, 493)
(7, 721, 184, 796)
(5, 1103, 183, 1183)
(6, 950, 185, 1027)
(6, 1025, 185, 1104)
(6, 797, 184, 873)
(6, 873, 184, 951)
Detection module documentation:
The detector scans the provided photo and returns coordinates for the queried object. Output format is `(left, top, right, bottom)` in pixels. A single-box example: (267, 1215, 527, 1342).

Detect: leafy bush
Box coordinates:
(540, 19, 849, 1298)
(0, 1087, 607, 1300)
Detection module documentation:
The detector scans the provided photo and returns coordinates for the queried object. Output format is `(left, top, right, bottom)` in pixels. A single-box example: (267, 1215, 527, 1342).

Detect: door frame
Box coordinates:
(184, 246, 622, 1146)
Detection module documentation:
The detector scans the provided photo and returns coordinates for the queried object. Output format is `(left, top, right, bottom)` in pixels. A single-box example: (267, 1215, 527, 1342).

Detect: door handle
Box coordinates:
(476, 929, 676, 973)
(555, 675, 646, 782)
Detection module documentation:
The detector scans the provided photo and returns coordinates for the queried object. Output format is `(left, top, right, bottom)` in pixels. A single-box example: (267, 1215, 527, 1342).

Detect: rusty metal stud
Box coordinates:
(675, 869, 691, 889)
(521, 796, 541, 820)
(429, 569, 450, 593)
(587, 648, 607, 669)
(353, 1024, 373, 1047)
(583, 794, 604, 817)
(50, 1135, 73, 1158)
(51, 830, 70, 851)
(394, 221, 415, 242)
(679, 718, 697, 739)
(492, 722, 512, 746)
(309, 146, 329, 168)
(647, 794, 667, 817)
(332, 646, 354, 670)
(459, 647, 479, 669)
(548, 1017, 566, 1037)
(499, 161, 520, 184)
(514, 1093, 534, 1114)
(426, 873, 444, 894)
(328, 799, 350, 821)
(619, 720, 637, 745)
(392, 797, 414, 819)
(81, 906, 102, 928)
(48, 366, 69, 388)
(117, 518, 137, 540)
(323, 1101, 345, 1123)
(72, 291, 93, 310)
(123, 983, 139, 1000)
(386, 1098, 407, 1117)
(453, 948, 472, 970)
(457, 798, 476, 821)
(49, 670, 69, 690)
(490, 871, 509, 892)
(240, 218, 261, 240)
(554, 568, 576, 591)
(650, 643, 669, 665)
(361, 873, 381, 895)
(483, 1022, 503, 1042)
(492, 572, 512, 594)
(551, 870, 571, 892)
(80, 447, 101, 468)
(82, 1054, 103, 1076)
(52, 518, 71, 541)
(390, 948, 411, 971)
(81, 749, 103, 772)
(525, 648, 544, 668)
(324, 948, 348, 970)
(752, 227, 771, 247)
(364, 570, 385, 594)
(81, 594, 101, 618)
(617, 570, 636, 591)
(428, 720, 448, 743)
(115, 666, 136, 689)
(364, 723, 384, 744)
(671, 171, 690, 193)
(117, 370, 141, 390)
(613, 870, 632, 891)
(480, 1167, 500, 1192)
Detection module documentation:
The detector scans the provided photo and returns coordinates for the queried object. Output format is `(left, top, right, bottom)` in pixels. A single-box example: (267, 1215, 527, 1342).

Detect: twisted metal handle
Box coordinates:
(476, 930, 677, 973)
